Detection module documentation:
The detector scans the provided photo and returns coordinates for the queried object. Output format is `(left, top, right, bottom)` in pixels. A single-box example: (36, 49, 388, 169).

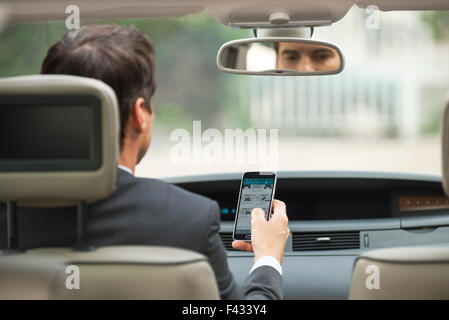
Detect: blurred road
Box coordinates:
(135, 136, 441, 179)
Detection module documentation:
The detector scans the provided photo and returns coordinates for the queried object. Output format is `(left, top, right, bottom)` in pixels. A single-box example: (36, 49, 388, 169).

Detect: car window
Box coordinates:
(1, 6, 448, 178)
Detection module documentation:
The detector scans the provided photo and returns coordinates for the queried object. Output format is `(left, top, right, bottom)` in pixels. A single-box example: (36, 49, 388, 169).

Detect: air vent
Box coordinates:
(292, 232, 360, 251)
(219, 232, 237, 251)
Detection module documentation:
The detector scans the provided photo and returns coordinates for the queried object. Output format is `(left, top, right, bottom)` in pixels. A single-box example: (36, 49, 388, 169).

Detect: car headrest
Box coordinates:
(349, 244, 449, 299)
(0, 75, 120, 207)
(442, 98, 449, 197)
(0, 246, 220, 299)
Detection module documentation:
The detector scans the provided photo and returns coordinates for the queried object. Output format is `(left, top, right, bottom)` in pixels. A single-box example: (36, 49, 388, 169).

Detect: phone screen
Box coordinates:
(233, 172, 276, 240)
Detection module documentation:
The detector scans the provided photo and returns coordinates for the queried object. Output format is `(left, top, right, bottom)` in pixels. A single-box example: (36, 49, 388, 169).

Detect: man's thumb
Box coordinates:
(251, 208, 265, 221)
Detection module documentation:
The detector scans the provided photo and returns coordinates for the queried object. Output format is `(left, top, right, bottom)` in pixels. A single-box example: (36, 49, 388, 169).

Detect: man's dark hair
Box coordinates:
(41, 24, 156, 149)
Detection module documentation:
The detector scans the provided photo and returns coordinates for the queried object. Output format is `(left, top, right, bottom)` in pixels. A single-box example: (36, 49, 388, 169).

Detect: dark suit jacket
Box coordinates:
(0, 168, 283, 300)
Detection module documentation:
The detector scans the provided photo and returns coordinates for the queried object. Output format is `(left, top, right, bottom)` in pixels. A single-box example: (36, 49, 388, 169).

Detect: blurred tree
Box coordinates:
(421, 11, 449, 41)
(0, 13, 253, 130)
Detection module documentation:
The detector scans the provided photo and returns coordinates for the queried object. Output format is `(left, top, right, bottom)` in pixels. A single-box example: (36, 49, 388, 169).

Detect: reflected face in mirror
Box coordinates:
(218, 39, 344, 75)
(275, 42, 340, 72)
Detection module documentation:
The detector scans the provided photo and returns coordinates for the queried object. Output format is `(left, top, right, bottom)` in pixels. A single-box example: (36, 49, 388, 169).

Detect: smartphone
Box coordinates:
(233, 171, 277, 241)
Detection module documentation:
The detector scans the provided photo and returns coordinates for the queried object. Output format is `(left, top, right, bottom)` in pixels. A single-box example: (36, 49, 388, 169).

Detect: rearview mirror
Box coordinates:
(217, 38, 344, 76)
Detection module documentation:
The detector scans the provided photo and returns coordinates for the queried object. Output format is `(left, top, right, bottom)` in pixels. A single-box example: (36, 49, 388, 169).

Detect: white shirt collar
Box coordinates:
(118, 165, 134, 175)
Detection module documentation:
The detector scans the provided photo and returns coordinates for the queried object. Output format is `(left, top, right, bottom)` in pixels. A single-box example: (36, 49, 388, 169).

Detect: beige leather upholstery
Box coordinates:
(0, 246, 219, 300)
(0, 75, 119, 207)
(349, 244, 449, 299)
(0, 75, 219, 299)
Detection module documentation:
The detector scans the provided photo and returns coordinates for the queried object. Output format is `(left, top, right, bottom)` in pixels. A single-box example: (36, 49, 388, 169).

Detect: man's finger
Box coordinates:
(232, 240, 254, 252)
(251, 208, 266, 222)
(271, 199, 285, 213)
(271, 200, 287, 220)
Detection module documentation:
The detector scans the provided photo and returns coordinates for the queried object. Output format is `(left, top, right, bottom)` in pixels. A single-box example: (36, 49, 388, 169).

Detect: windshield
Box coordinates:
(1, 6, 448, 178)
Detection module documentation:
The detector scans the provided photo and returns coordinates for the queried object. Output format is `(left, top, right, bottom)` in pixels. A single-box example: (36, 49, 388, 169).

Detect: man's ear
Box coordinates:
(131, 97, 148, 133)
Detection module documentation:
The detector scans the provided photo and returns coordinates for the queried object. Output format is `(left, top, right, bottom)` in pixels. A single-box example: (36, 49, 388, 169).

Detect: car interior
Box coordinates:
(1, 0, 449, 300)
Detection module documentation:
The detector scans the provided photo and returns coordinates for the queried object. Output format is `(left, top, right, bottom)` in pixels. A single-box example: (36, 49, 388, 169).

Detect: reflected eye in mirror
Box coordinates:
(217, 38, 344, 76)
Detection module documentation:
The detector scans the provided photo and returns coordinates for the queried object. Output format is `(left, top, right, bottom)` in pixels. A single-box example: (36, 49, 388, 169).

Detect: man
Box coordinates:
(0, 25, 290, 299)
(275, 42, 341, 72)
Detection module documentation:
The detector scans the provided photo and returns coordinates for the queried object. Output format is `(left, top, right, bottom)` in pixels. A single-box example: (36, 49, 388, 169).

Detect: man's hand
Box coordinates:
(232, 199, 290, 264)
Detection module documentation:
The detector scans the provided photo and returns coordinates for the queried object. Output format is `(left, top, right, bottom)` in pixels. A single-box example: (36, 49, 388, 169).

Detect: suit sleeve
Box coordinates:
(242, 266, 284, 300)
(203, 200, 284, 300)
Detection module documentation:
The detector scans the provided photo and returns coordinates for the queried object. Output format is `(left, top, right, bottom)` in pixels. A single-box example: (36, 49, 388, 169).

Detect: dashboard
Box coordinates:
(169, 171, 449, 299)
(172, 171, 449, 222)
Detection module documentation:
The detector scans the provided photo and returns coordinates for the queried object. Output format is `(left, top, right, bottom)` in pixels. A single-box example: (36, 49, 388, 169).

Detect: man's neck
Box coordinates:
(119, 143, 139, 173)
(119, 156, 136, 173)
